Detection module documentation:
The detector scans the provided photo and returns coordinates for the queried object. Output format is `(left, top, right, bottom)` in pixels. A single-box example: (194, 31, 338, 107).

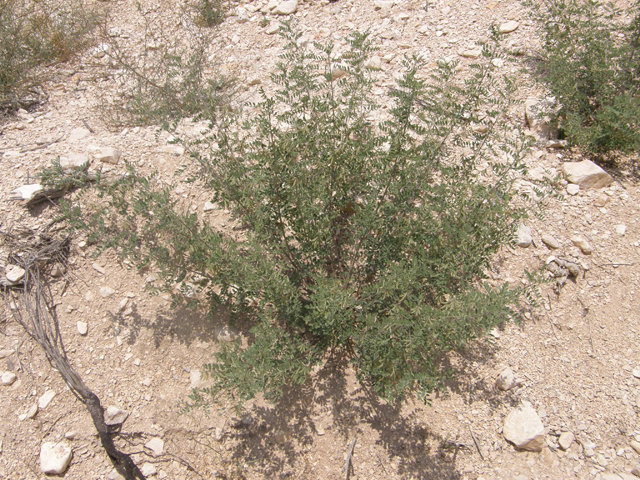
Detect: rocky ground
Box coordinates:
(2, 0, 640, 479)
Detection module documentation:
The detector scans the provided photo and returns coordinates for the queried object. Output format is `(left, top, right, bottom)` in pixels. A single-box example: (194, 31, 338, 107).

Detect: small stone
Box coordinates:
(214, 325, 240, 343)
(104, 406, 129, 426)
(541, 234, 560, 249)
(515, 224, 532, 248)
(11, 184, 43, 201)
(100, 286, 115, 298)
(364, 56, 383, 70)
(274, 429, 291, 444)
(571, 236, 593, 255)
(40, 442, 72, 475)
(499, 21, 519, 34)
(38, 390, 56, 409)
(60, 154, 90, 171)
(562, 160, 612, 189)
(633, 367, 640, 378)
(108, 468, 126, 480)
(204, 201, 217, 212)
(77, 321, 88, 336)
(273, 0, 297, 15)
(266, 23, 280, 34)
(146, 274, 158, 283)
(558, 431, 574, 450)
(92, 263, 106, 275)
(496, 368, 516, 391)
(566, 184, 580, 195)
(593, 194, 609, 207)
(64, 431, 77, 440)
(0, 349, 13, 359)
(616, 224, 627, 236)
(24, 403, 38, 419)
(50, 264, 65, 277)
(190, 370, 202, 388)
(503, 403, 545, 452)
(5, 265, 25, 283)
(85, 291, 94, 302)
(145, 437, 164, 456)
(68, 127, 91, 142)
(161, 145, 185, 156)
(631, 440, 640, 455)
(1, 372, 17, 385)
(374, 0, 392, 9)
(141, 463, 157, 476)
(214, 427, 224, 441)
(96, 147, 122, 165)
(141, 377, 152, 387)
(133, 358, 141, 366)
(459, 48, 482, 58)
(631, 465, 640, 477)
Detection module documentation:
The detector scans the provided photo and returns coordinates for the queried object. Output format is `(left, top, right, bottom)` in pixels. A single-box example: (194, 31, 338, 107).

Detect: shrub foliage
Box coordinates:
(65, 25, 535, 405)
(529, 0, 640, 155)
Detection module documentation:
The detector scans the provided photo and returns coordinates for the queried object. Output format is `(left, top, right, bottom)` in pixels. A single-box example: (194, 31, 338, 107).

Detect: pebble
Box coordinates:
(64, 431, 77, 440)
(108, 469, 125, 480)
(459, 48, 482, 58)
(631, 440, 640, 455)
(141, 463, 157, 476)
(40, 442, 72, 475)
(38, 390, 56, 409)
(96, 147, 122, 165)
(104, 406, 129, 426)
(273, 0, 297, 15)
(214, 324, 240, 343)
(616, 224, 627, 236)
(566, 184, 580, 195)
(204, 202, 217, 212)
(100, 286, 115, 298)
(60, 154, 89, 171)
(515, 224, 532, 248)
(5, 265, 25, 283)
(558, 431, 574, 450)
(266, 24, 280, 34)
(503, 402, 545, 452)
(571, 235, 593, 254)
(85, 290, 95, 302)
(1, 371, 17, 385)
(190, 369, 202, 388)
(499, 21, 519, 34)
(77, 321, 88, 336)
(68, 127, 91, 142)
(92, 263, 106, 275)
(633, 366, 640, 378)
(145, 437, 164, 456)
(0, 349, 13, 359)
(10, 184, 43, 201)
(496, 367, 516, 391)
(541, 234, 560, 249)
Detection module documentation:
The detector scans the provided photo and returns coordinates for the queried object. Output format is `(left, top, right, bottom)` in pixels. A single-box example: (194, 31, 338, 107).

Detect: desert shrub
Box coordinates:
(0, 0, 103, 112)
(528, 0, 640, 155)
(63, 25, 537, 405)
(101, 1, 234, 127)
(189, 0, 227, 27)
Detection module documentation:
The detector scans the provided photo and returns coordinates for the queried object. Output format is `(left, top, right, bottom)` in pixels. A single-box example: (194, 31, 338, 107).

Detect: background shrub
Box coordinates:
(64, 25, 537, 405)
(0, 0, 102, 112)
(529, 0, 640, 156)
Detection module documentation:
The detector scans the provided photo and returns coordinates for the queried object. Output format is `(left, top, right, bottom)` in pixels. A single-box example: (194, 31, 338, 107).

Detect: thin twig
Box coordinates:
(469, 426, 484, 460)
(341, 437, 357, 480)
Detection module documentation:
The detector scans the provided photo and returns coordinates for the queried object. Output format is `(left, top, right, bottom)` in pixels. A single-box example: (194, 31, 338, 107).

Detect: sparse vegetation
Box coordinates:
(0, 0, 103, 113)
(529, 0, 640, 157)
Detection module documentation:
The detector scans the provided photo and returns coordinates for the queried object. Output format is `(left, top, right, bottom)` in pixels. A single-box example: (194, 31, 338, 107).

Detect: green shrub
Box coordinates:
(64, 25, 537, 405)
(0, 0, 103, 112)
(528, 0, 640, 156)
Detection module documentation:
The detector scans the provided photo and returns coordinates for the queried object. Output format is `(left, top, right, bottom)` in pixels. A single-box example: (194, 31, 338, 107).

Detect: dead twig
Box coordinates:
(341, 437, 357, 480)
(469, 426, 484, 461)
(1, 228, 145, 480)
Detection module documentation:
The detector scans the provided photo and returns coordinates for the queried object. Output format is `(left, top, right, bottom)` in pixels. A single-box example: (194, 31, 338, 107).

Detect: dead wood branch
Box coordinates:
(0, 228, 145, 480)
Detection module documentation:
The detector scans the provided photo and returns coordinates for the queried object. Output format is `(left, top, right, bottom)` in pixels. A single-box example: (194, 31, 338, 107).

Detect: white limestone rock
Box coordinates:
(40, 442, 72, 475)
(515, 224, 532, 248)
(562, 160, 612, 189)
(104, 406, 129, 426)
(503, 402, 545, 452)
(273, 0, 297, 15)
(38, 390, 56, 409)
(145, 437, 164, 456)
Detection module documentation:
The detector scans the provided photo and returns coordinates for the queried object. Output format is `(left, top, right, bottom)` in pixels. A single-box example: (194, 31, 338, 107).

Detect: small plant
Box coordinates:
(64, 25, 537, 406)
(101, 2, 234, 127)
(528, 0, 640, 156)
(190, 0, 227, 27)
(0, 0, 103, 113)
